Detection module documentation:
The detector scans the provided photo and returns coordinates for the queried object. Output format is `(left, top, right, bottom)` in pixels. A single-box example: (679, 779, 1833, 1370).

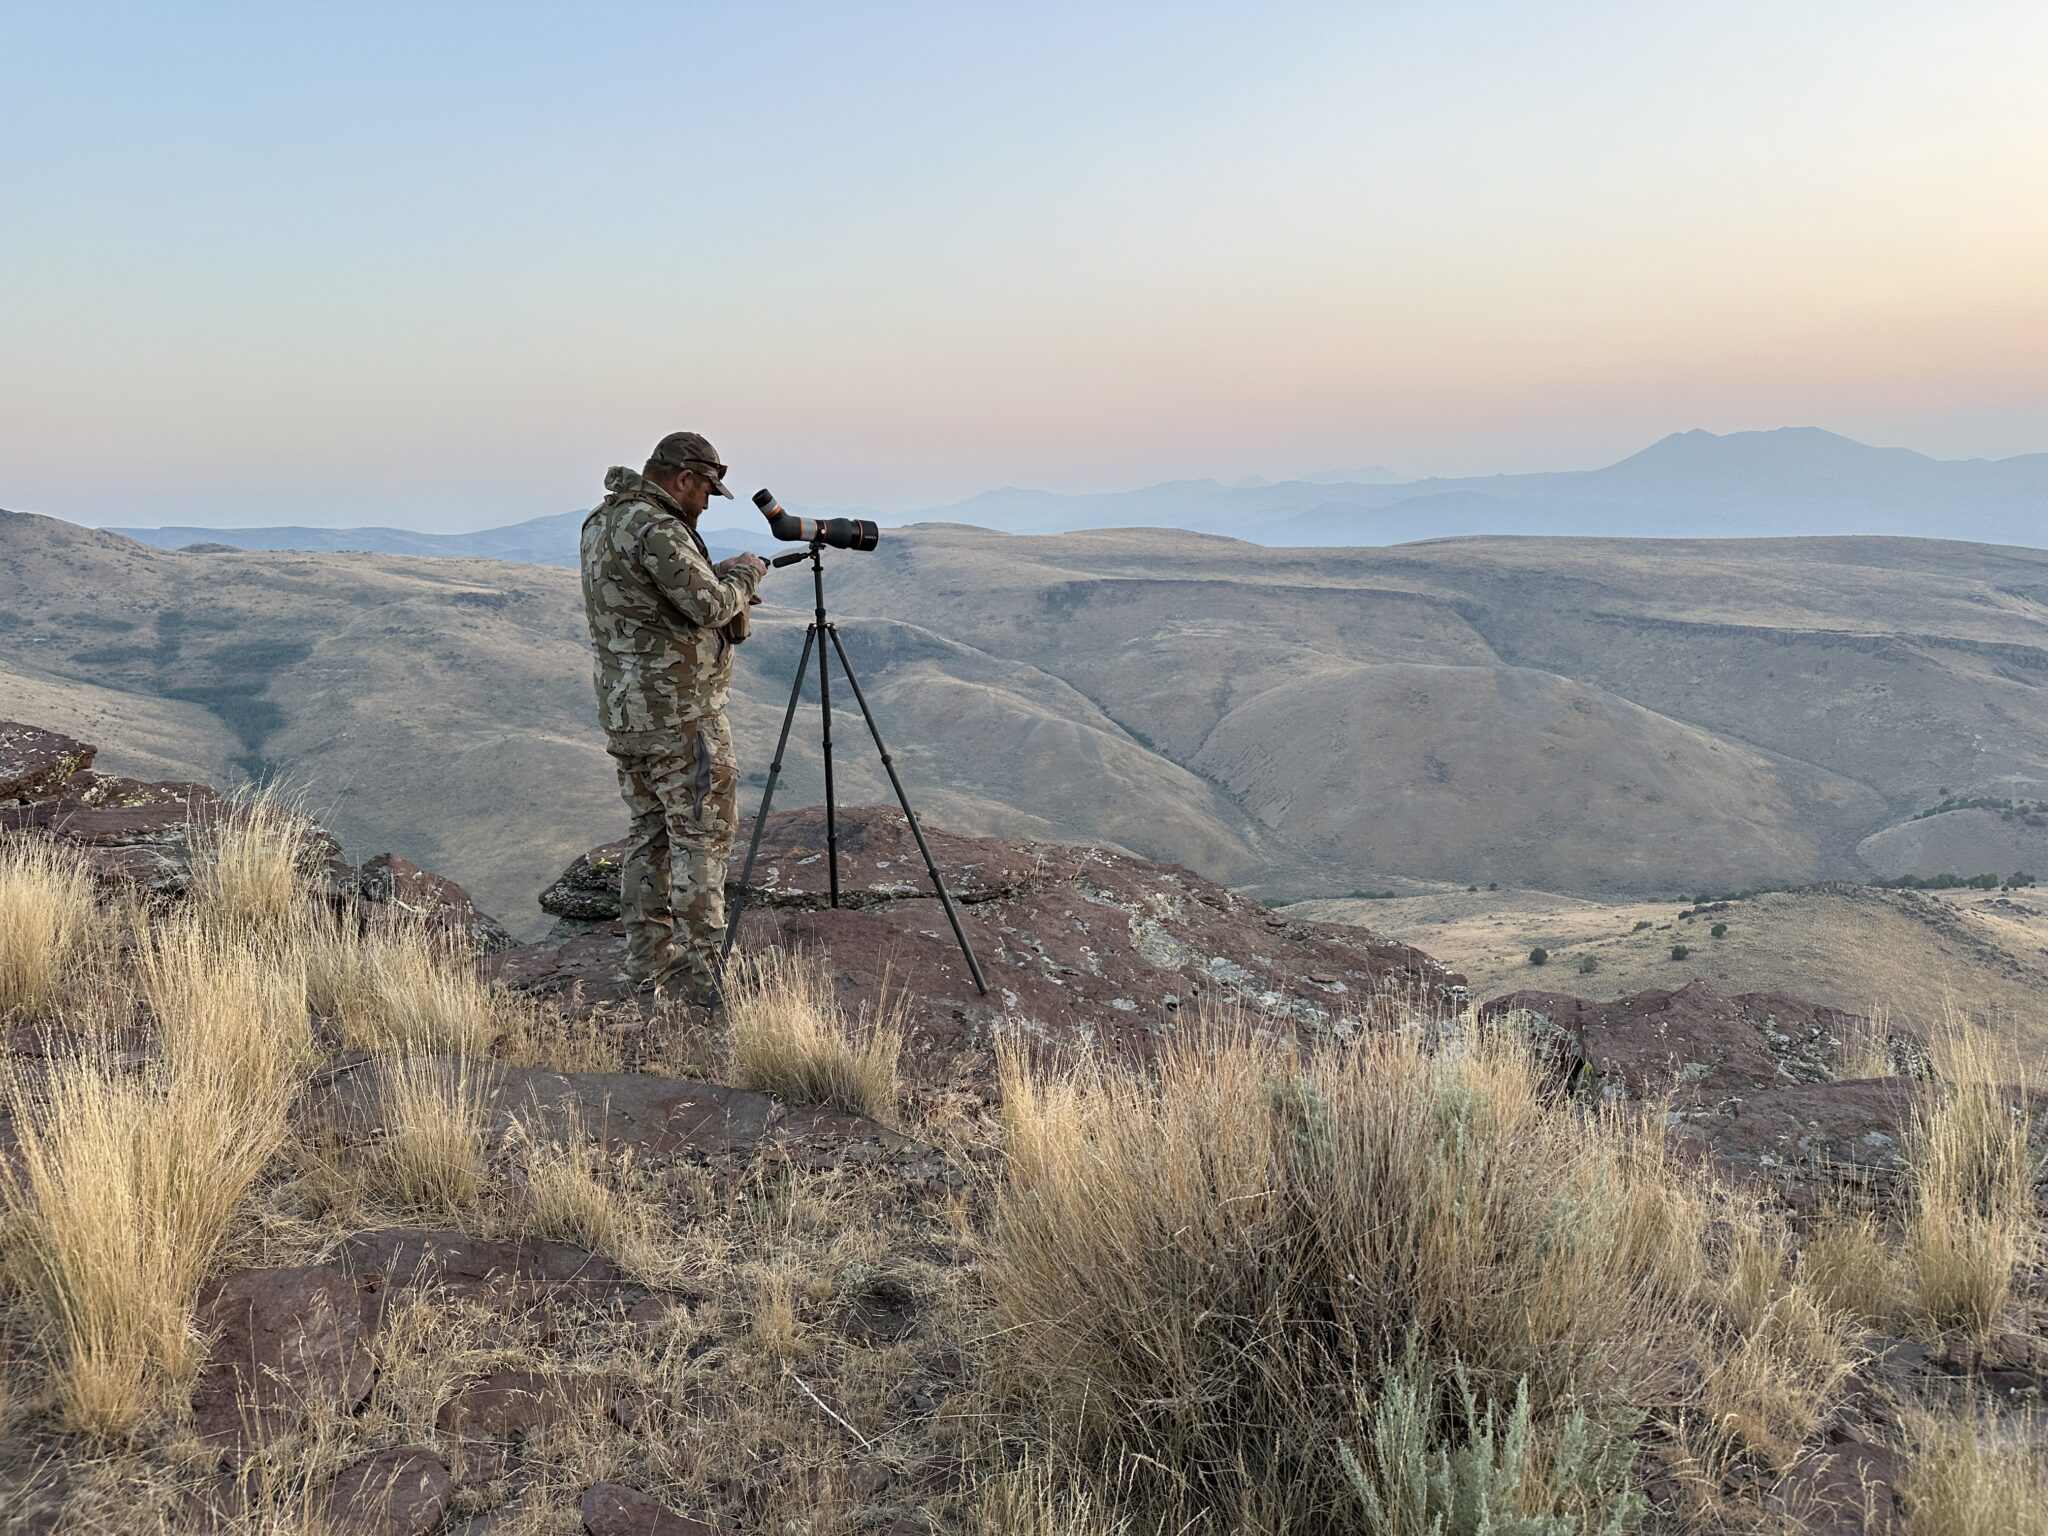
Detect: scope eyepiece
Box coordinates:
(754, 488, 879, 552)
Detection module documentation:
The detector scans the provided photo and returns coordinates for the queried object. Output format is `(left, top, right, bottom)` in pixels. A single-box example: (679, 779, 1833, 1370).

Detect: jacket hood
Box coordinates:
(601, 465, 687, 517)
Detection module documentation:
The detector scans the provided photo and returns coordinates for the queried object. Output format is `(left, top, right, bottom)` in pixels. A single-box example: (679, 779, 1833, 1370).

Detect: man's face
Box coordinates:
(675, 470, 713, 517)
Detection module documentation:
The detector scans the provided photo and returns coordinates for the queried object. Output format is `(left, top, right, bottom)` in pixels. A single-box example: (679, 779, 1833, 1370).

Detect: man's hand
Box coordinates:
(716, 552, 769, 583)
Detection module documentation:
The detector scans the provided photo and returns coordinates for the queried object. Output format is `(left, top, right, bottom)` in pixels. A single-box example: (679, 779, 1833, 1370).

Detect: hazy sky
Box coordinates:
(4, 1, 2044, 530)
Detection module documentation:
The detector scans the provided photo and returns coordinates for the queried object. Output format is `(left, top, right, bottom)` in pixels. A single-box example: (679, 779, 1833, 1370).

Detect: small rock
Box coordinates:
(438, 1368, 621, 1438)
(320, 1446, 452, 1536)
(580, 1481, 716, 1536)
(189, 1265, 375, 1448)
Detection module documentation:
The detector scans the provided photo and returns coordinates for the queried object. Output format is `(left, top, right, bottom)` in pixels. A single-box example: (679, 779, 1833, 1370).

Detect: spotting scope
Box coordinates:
(754, 488, 879, 552)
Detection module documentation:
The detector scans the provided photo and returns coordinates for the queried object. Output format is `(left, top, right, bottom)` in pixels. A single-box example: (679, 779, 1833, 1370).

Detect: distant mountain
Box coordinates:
(883, 429, 2045, 547)
(87, 427, 2048, 557)
(1297, 465, 1409, 485)
(1257, 428, 2048, 546)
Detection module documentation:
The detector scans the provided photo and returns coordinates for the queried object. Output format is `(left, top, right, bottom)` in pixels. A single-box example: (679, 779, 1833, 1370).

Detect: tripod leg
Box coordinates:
(816, 593, 840, 908)
(721, 624, 818, 967)
(823, 624, 989, 995)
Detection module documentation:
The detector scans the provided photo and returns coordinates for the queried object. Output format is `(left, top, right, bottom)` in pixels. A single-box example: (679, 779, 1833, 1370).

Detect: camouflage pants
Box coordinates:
(607, 715, 738, 988)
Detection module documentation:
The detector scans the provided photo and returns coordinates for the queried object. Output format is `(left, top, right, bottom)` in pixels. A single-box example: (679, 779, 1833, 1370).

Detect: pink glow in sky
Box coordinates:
(3, 1, 2044, 529)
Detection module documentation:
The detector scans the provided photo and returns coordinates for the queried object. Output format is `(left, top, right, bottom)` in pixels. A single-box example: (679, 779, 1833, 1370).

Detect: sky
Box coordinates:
(3, 1, 2045, 531)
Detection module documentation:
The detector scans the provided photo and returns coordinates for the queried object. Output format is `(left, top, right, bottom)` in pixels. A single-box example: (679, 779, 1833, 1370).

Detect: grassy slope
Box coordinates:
(1295, 882, 2048, 1055)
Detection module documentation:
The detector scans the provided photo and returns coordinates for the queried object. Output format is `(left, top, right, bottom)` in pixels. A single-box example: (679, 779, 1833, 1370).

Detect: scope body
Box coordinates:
(754, 488, 879, 552)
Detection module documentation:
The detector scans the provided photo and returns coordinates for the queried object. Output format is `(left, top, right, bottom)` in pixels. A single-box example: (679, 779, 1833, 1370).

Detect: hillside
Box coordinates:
(6, 509, 2047, 937)
(1294, 881, 2048, 1054)
(106, 508, 748, 569)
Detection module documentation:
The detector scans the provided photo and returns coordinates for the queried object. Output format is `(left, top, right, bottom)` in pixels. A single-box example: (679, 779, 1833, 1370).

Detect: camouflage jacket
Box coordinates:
(580, 467, 762, 733)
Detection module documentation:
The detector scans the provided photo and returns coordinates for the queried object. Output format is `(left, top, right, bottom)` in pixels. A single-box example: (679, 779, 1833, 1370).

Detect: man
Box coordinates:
(580, 431, 769, 1002)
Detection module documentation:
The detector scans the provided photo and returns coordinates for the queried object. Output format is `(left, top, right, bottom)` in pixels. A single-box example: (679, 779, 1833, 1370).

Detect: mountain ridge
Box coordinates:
(79, 426, 2048, 560)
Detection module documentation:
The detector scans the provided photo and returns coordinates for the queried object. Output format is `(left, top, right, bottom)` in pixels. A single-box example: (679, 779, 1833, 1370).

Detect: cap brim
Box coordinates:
(708, 476, 735, 499)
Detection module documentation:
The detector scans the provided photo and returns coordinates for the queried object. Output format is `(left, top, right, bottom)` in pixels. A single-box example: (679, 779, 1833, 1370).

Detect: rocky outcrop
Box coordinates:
(355, 851, 513, 954)
(319, 1446, 452, 1536)
(0, 720, 509, 949)
(505, 804, 1464, 1077)
(0, 721, 96, 803)
(1481, 979, 2048, 1204)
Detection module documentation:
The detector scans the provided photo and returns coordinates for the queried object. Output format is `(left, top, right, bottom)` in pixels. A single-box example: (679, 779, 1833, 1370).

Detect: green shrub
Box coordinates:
(1578, 956, 1599, 975)
(1338, 1364, 1644, 1536)
(1670, 944, 1690, 961)
(1631, 920, 1652, 933)
(1710, 923, 1728, 938)
(1528, 948, 1549, 967)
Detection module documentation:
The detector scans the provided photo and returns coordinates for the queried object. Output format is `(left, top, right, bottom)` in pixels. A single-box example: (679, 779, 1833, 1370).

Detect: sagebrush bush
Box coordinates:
(988, 1023, 1835, 1530)
(0, 835, 101, 1017)
(726, 949, 901, 1122)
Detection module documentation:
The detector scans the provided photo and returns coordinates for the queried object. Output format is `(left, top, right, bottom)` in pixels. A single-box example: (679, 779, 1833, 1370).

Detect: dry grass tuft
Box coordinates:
(1836, 1004, 1906, 1080)
(138, 917, 313, 1109)
(988, 1019, 1847, 1531)
(0, 1048, 290, 1436)
(0, 835, 102, 1018)
(361, 1056, 496, 1216)
(187, 792, 319, 935)
(512, 1104, 672, 1282)
(1799, 1207, 1903, 1330)
(308, 910, 503, 1057)
(1902, 1020, 2038, 1337)
(1900, 1408, 2048, 1536)
(726, 949, 902, 1122)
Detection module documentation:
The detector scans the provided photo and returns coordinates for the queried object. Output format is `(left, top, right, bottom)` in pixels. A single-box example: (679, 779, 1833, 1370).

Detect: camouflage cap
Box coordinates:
(648, 431, 735, 499)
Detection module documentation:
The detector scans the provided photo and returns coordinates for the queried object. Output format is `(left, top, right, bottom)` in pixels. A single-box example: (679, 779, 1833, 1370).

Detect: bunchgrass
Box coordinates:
(0, 835, 102, 1018)
(308, 909, 503, 1057)
(1901, 1408, 2048, 1536)
(361, 1055, 495, 1216)
(1902, 1016, 2038, 1337)
(987, 1018, 1849, 1531)
(0, 1047, 291, 1436)
(726, 949, 902, 1123)
(138, 916, 313, 1109)
(186, 790, 318, 936)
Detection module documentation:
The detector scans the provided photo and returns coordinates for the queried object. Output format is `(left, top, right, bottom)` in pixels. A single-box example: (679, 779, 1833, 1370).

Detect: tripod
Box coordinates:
(719, 543, 989, 995)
